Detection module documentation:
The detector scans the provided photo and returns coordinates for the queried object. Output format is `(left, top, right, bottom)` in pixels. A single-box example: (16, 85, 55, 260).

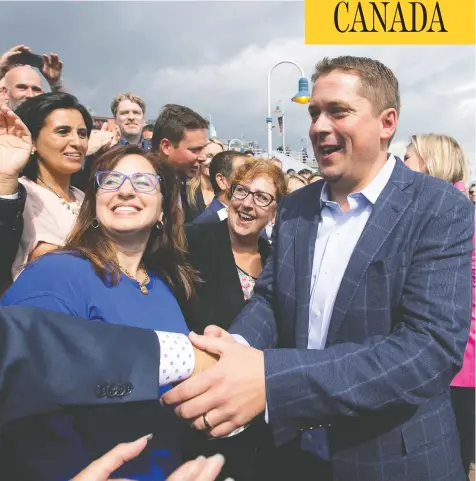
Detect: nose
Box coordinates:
(117, 177, 135, 197)
(310, 113, 332, 137)
(241, 192, 254, 208)
(24, 88, 35, 99)
(68, 131, 81, 147)
(196, 149, 206, 164)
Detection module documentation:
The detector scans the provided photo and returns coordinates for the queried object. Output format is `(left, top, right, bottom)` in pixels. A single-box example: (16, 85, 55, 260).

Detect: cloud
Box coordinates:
(137, 38, 474, 176)
(0, 1, 474, 178)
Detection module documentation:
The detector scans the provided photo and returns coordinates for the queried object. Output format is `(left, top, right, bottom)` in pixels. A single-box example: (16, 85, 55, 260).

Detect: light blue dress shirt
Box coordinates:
(308, 155, 396, 350)
(235, 156, 396, 433)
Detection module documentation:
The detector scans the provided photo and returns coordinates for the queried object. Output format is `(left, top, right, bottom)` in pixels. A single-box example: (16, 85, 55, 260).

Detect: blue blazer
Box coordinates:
(230, 159, 474, 481)
(193, 198, 225, 224)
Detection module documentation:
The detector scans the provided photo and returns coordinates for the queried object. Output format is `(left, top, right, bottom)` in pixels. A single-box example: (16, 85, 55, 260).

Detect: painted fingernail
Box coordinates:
(212, 453, 225, 463)
(145, 433, 154, 441)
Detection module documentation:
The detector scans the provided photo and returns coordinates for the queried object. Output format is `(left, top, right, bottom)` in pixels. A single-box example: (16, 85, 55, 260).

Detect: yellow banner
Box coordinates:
(305, 0, 475, 44)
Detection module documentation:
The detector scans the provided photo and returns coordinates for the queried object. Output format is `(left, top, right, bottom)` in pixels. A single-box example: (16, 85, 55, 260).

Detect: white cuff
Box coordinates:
(155, 332, 195, 385)
(0, 192, 19, 200)
(231, 334, 249, 346)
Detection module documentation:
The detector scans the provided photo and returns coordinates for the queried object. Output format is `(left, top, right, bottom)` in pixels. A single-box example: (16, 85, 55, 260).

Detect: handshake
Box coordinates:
(72, 326, 266, 481)
(160, 326, 267, 438)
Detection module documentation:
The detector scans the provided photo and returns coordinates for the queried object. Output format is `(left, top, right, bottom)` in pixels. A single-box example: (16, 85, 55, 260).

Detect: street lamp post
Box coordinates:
(228, 138, 244, 152)
(267, 61, 310, 156)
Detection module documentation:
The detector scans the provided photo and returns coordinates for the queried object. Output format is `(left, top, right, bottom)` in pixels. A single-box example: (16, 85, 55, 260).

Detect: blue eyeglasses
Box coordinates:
(95, 170, 162, 193)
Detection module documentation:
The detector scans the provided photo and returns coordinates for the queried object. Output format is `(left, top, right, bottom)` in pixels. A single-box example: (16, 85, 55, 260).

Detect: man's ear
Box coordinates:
(159, 138, 173, 157)
(380, 108, 398, 144)
(215, 173, 229, 193)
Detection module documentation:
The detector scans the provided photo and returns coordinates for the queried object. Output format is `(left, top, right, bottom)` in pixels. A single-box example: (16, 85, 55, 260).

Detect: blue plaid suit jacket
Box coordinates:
(230, 160, 474, 481)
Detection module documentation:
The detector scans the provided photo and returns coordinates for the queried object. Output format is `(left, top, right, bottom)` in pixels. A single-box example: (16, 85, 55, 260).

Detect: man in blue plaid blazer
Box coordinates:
(163, 56, 474, 481)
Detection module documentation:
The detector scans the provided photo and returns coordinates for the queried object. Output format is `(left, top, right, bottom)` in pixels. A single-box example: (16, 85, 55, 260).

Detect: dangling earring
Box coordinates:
(91, 218, 99, 229)
(156, 220, 164, 230)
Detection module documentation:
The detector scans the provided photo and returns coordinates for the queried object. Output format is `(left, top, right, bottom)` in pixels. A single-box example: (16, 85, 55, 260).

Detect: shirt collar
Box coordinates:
(320, 154, 396, 207)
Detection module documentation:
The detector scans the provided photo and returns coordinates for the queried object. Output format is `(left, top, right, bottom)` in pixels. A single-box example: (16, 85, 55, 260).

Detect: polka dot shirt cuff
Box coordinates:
(155, 332, 195, 385)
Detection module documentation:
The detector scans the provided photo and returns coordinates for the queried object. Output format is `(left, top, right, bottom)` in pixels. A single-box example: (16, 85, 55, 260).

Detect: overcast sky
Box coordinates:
(1, 1, 475, 178)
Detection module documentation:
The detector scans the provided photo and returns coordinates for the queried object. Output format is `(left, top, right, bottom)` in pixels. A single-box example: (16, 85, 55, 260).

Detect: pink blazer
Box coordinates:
(451, 181, 475, 388)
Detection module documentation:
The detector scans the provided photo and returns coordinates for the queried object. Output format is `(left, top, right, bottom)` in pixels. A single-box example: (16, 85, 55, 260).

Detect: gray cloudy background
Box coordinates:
(1, 1, 475, 179)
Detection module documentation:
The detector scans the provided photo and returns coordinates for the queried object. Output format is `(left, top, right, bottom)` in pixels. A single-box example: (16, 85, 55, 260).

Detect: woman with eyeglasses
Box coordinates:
(182, 158, 286, 481)
(0, 145, 216, 481)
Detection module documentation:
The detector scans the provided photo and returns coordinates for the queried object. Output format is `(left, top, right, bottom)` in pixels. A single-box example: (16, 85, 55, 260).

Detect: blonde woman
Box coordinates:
(186, 139, 224, 217)
(404, 134, 469, 189)
(405, 133, 475, 478)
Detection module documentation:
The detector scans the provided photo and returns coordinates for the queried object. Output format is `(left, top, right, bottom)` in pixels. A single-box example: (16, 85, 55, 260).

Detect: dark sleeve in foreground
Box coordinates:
(0, 306, 160, 428)
(0, 183, 26, 293)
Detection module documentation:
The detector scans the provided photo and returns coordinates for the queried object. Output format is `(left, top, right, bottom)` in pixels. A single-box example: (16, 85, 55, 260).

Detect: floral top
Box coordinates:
(237, 266, 257, 301)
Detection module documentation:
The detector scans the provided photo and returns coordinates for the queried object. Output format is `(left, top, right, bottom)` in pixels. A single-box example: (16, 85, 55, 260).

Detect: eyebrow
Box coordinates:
(15, 83, 42, 90)
(308, 101, 351, 112)
(54, 125, 87, 131)
(308, 104, 318, 113)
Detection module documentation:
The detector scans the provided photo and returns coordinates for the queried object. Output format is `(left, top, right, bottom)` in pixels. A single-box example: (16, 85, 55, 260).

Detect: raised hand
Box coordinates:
(87, 123, 116, 156)
(41, 52, 63, 86)
(0, 45, 31, 77)
(0, 105, 32, 179)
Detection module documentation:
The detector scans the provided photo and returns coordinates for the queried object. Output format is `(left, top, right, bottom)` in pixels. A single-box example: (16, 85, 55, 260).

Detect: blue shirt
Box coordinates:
(120, 136, 152, 152)
(1, 253, 188, 481)
(308, 155, 396, 349)
(301, 156, 396, 461)
(193, 197, 226, 224)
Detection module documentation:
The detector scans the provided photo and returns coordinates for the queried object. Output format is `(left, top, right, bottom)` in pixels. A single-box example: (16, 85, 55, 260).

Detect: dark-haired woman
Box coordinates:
(0, 145, 212, 481)
(2, 92, 93, 279)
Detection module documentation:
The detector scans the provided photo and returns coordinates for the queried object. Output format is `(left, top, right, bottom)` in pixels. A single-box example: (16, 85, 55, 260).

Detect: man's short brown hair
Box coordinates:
(151, 104, 209, 151)
(312, 56, 400, 117)
(110, 93, 146, 117)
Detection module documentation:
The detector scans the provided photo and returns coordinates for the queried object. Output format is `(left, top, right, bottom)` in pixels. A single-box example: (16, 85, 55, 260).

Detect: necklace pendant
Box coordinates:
(140, 285, 149, 295)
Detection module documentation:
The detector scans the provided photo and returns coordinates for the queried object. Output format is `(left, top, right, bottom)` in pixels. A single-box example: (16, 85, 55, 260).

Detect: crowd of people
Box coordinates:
(0, 44, 474, 481)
